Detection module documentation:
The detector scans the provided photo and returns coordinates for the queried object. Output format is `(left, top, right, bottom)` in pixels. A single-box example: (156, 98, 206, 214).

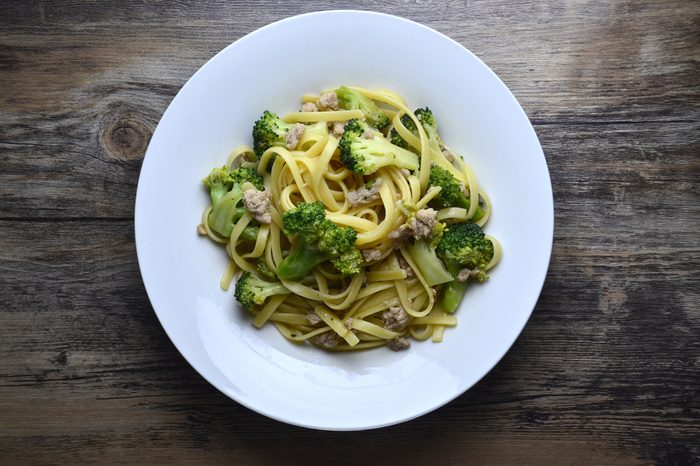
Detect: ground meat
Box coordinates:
(388, 337, 411, 351)
(285, 123, 306, 149)
(362, 248, 383, 262)
(347, 178, 383, 207)
(382, 306, 410, 331)
(408, 208, 438, 239)
(388, 224, 411, 241)
(389, 208, 438, 241)
(457, 268, 479, 282)
(413, 208, 438, 230)
(330, 121, 345, 137)
(306, 312, 321, 325)
(343, 318, 353, 330)
(397, 255, 415, 278)
(301, 102, 318, 112)
(399, 169, 411, 179)
(315, 331, 339, 349)
(318, 92, 339, 110)
(242, 189, 272, 224)
(197, 224, 207, 235)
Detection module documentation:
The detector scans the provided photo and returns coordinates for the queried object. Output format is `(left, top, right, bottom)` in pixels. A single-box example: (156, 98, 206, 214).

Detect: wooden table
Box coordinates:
(2, 2, 698, 464)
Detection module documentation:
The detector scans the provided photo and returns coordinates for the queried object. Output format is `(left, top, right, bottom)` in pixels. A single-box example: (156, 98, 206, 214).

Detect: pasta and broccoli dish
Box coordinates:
(198, 86, 501, 352)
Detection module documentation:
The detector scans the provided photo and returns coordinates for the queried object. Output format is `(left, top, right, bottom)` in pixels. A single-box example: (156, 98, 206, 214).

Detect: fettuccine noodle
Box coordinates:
(199, 86, 501, 352)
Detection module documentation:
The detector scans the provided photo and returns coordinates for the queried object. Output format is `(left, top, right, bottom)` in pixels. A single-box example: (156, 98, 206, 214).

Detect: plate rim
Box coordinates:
(134, 9, 554, 431)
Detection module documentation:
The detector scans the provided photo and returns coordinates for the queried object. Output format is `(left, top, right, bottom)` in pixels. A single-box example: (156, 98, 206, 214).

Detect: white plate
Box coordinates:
(135, 10, 553, 430)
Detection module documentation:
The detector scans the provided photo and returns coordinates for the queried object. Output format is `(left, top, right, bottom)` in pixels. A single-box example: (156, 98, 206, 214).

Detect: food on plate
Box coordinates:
(198, 86, 501, 351)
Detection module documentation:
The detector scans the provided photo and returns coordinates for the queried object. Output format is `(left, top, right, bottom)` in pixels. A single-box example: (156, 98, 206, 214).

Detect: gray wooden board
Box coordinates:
(1, 1, 698, 464)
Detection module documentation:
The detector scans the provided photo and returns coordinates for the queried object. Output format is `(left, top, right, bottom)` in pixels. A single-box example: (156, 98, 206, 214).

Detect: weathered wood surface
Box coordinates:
(1, 1, 698, 464)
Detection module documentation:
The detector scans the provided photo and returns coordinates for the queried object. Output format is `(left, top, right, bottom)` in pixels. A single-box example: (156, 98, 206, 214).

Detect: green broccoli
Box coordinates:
(252, 110, 296, 158)
(435, 221, 494, 312)
(202, 166, 264, 237)
(234, 271, 289, 309)
(241, 226, 260, 241)
(335, 86, 390, 130)
(398, 212, 450, 286)
(414, 107, 441, 145)
(203, 165, 234, 201)
(277, 202, 363, 280)
(231, 166, 264, 190)
(428, 165, 484, 220)
(388, 113, 419, 152)
(404, 239, 453, 287)
(339, 119, 419, 175)
(256, 257, 276, 280)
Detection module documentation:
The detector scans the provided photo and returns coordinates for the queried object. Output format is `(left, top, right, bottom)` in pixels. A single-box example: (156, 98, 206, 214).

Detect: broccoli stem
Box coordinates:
(360, 139, 419, 172)
(258, 283, 290, 301)
(440, 263, 467, 313)
(241, 226, 259, 241)
(277, 237, 328, 280)
(232, 207, 246, 222)
(405, 240, 453, 286)
(208, 187, 243, 237)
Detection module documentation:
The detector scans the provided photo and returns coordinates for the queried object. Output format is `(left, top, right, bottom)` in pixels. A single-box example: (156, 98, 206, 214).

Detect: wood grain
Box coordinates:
(1, 0, 698, 464)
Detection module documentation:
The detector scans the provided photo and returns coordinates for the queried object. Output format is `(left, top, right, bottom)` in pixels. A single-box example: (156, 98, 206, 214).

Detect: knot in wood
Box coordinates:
(100, 116, 151, 161)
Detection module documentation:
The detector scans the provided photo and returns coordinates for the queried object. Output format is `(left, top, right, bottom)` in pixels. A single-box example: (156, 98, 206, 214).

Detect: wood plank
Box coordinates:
(1, 1, 699, 464)
(0, 211, 697, 462)
(1, 1, 698, 219)
(1, 0, 697, 120)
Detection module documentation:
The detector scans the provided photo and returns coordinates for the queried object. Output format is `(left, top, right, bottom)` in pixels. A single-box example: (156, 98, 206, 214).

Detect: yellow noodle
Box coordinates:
(413, 314, 458, 326)
(476, 188, 492, 227)
(199, 85, 501, 352)
(366, 270, 408, 281)
(227, 145, 256, 167)
(252, 294, 288, 328)
(314, 305, 360, 346)
(437, 207, 468, 222)
(431, 325, 445, 342)
(220, 260, 237, 291)
(283, 110, 363, 123)
(409, 325, 434, 341)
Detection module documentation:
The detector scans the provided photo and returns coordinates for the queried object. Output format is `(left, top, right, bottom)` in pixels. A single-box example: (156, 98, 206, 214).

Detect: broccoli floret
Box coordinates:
(388, 114, 419, 152)
(277, 202, 363, 280)
(339, 119, 419, 175)
(335, 86, 390, 130)
(202, 166, 235, 205)
(415, 107, 441, 145)
(435, 221, 494, 312)
(404, 239, 453, 287)
(234, 271, 289, 309)
(202, 166, 265, 237)
(428, 166, 484, 220)
(437, 221, 493, 272)
(252, 110, 295, 158)
(281, 200, 327, 238)
(231, 166, 264, 190)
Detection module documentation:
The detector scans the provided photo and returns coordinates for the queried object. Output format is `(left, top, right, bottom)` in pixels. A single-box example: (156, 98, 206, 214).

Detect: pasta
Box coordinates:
(198, 86, 501, 352)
